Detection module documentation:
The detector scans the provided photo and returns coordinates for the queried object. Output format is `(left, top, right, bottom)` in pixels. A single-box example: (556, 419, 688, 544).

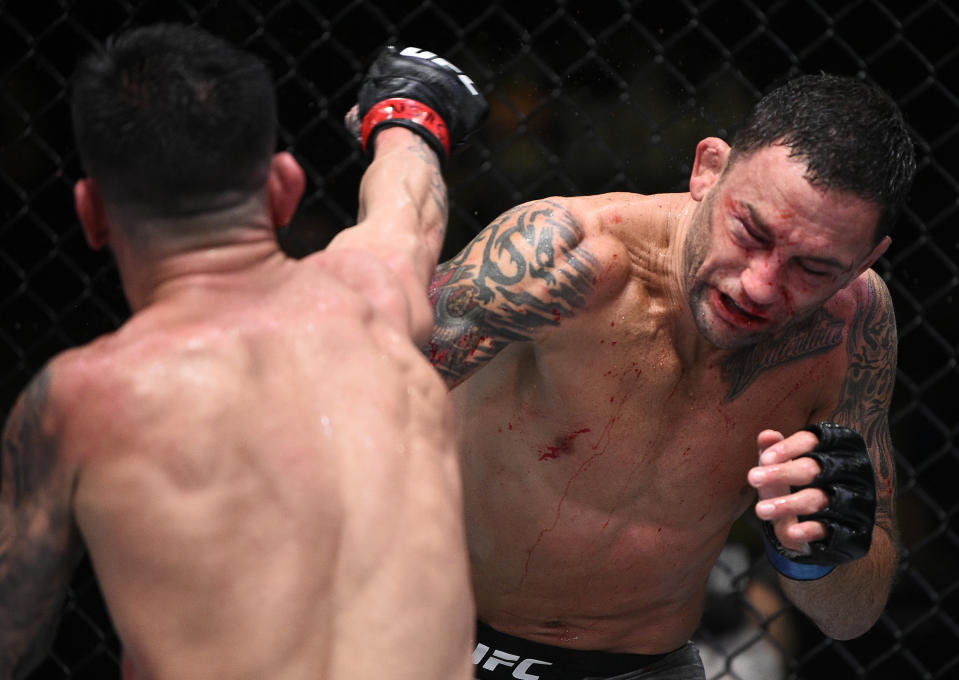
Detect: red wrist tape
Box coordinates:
(360, 98, 450, 156)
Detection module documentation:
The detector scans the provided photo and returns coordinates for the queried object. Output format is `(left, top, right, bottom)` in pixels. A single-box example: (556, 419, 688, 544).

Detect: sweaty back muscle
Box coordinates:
(58, 252, 468, 679)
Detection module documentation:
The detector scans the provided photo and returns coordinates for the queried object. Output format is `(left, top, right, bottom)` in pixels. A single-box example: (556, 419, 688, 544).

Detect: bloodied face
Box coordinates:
(682, 143, 886, 350)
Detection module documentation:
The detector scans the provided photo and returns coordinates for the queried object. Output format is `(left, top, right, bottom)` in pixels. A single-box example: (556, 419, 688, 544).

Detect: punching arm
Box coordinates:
(331, 46, 488, 341)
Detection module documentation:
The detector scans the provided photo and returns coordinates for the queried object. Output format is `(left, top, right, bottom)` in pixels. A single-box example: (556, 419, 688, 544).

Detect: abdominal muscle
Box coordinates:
(454, 350, 758, 655)
(468, 489, 732, 654)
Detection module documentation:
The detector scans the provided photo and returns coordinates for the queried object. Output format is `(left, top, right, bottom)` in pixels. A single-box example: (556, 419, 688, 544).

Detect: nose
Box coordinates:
(740, 253, 783, 307)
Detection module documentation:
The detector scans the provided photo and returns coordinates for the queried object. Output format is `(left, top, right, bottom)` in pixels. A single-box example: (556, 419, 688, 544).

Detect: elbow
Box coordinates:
(810, 598, 886, 640)
(822, 621, 879, 641)
(819, 615, 881, 641)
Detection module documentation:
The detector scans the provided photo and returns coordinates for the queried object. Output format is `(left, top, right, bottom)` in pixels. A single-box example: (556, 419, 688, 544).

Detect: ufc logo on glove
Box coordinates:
(399, 46, 479, 95)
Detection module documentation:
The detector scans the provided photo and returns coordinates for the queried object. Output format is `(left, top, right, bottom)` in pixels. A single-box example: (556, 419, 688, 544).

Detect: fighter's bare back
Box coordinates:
(432, 190, 889, 653)
(39, 249, 471, 679)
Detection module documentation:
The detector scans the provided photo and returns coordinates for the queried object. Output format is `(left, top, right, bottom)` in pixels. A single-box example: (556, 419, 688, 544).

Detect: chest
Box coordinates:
(454, 329, 834, 523)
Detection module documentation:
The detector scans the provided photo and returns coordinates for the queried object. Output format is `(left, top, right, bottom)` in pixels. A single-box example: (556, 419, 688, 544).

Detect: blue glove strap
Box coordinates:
(763, 532, 836, 581)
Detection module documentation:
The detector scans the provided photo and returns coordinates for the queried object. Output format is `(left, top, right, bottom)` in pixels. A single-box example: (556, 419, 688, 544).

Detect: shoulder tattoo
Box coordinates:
(2, 368, 56, 505)
(720, 308, 845, 402)
(427, 200, 600, 384)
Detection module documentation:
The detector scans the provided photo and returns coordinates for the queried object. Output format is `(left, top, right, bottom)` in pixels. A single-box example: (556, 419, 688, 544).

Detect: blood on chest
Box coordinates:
(504, 402, 752, 531)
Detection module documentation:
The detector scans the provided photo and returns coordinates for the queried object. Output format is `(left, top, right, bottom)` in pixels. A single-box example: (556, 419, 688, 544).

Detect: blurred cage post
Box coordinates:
(2, 1, 957, 679)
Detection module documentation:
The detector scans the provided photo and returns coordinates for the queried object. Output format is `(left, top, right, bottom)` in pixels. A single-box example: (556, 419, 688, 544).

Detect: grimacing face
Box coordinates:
(683, 144, 883, 350)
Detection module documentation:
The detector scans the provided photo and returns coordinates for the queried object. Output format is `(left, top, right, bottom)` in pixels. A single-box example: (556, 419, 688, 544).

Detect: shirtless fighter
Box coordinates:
(0, 25, 486, 679)
(426, 74, 914, 679)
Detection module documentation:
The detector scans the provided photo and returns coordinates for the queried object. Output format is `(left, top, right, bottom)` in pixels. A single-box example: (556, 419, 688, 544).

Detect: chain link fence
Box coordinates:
(2, 0, 957, 678)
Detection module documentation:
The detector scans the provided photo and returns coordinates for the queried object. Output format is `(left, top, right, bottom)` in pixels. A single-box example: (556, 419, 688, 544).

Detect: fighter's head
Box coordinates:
(681, 74, 914, 350)
(72, 23, 279, 216)
(727, 73, 915, 245)
(70, 23, 302, 250)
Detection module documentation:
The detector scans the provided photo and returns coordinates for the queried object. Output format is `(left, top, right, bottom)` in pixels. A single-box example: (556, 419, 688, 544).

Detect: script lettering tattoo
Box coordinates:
(721, 309, 845, 401)
(0, 368, 77, 676)
(427, 200, 599, 385)
(831, 273, 898, 543)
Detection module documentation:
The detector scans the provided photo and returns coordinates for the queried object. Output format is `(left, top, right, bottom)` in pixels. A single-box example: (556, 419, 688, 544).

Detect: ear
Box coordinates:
(74, 179, 110, 250)
(856, 235, 891, 276)
(689, 137, 730, 201)
(267, 152, 306, 229)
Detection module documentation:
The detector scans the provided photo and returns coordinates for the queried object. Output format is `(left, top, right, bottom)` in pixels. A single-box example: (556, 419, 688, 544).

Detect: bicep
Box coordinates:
(825, 272, 898, 541)
(425, 198, 603, 386)
(0, 370, 80, 677)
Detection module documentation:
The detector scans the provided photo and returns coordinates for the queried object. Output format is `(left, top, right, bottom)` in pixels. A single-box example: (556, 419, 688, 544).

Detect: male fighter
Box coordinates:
(0, 25, 486, 680)
(427, 74, 913, 679)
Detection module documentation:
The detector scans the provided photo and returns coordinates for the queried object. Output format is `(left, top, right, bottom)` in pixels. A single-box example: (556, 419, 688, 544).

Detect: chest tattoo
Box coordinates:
(721, 309, 845, 401)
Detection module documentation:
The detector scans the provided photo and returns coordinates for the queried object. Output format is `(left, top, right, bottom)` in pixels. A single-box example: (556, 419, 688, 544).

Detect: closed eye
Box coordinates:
(797, 261, 835, 277)
(733, 219, 768, 247)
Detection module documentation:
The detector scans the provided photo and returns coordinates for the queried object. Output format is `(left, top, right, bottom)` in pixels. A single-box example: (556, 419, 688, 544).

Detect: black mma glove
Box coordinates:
(356, 46, 489, 166)
(762, 422, 877, 580)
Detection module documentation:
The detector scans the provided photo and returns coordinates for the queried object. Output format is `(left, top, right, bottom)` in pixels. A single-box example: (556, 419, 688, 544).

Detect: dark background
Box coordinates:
(2, 1, 956, 678)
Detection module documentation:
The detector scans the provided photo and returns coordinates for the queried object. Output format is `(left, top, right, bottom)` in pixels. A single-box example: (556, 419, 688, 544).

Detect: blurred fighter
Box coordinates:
(0, 24, 486, 680)
(427, 74, 913, 679)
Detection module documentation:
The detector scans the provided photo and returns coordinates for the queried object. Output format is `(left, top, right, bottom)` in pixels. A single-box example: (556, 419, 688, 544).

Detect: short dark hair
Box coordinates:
(729, 73, 915, 242)
(71, 23, 277, 217)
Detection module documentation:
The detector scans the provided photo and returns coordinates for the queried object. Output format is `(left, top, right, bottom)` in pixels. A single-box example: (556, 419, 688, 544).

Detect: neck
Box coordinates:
(109, 198, 286, 312)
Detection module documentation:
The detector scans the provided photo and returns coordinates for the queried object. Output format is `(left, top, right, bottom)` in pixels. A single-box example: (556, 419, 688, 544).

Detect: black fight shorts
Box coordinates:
(473, 621, 705, 680)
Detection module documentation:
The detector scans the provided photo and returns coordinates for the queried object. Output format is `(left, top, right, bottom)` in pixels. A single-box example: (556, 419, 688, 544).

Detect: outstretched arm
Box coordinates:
(425, 198, 609, 388)
(0, 367, 82, 679)
(328, 46, 487, 341)
(748, 271, 899, 639)
(329, 127, 450, 337)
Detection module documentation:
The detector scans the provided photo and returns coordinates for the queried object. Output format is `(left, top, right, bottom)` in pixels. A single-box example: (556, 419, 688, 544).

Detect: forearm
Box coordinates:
(356, 126, 448, 289)
(778, 523, 898, 639)
(754, 274, 901, 640)
(340, 44, 487, 299)
(786, 276, 900, 639)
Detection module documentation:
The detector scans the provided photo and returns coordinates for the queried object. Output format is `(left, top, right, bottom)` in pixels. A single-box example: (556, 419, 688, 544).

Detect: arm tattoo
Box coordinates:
(721, 308, 845, 402)
(831, 274, 899, 543)
(2, 371, 55, 502)
(1, 368, 78, 677)
(426, 199, 599, 385)
(408, 135, 448, 219)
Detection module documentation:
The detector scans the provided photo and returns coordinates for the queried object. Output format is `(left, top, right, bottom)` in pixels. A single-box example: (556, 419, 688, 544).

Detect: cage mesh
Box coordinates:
(2, 1, 957, 678)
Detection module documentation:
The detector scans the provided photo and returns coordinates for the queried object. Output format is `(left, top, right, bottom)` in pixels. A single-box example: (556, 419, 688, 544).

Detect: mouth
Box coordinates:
(714, 290, 768, 328)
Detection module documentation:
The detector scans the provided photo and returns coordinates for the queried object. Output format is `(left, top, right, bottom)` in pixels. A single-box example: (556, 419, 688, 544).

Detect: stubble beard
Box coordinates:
(682, 200, 781, 351)
(681, 196, 747, 350)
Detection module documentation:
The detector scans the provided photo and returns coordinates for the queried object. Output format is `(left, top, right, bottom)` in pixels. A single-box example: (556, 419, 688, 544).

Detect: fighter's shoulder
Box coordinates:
(300, 246, 409, 314)
(303, 244, 395, 281)
(36, 329, 179, 413)
(530, 191, 652, 231)
(2, 352, 74, 461)
(26, 341, 122, 416)
(18, 345, 99, 408)
(506, 193, 647, 261)
(824, 269, 895, 329)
